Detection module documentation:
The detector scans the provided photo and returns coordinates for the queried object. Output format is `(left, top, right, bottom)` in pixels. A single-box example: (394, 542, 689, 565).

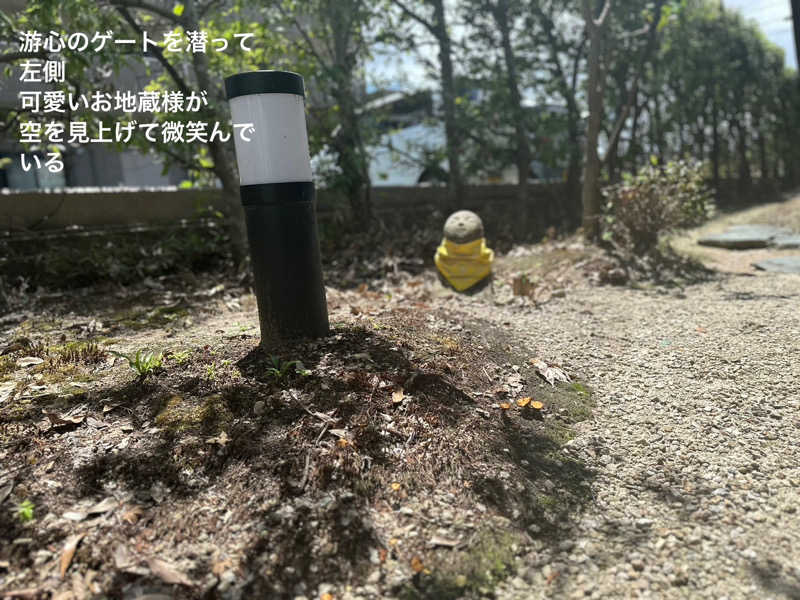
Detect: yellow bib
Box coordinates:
(434, 237, 494, 291)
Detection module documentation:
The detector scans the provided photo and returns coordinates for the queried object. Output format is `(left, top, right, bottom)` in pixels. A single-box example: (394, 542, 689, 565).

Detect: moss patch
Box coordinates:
(153, 393, 232, 434)
(402, 529, 523, 599)
(0, 355, 15, 380)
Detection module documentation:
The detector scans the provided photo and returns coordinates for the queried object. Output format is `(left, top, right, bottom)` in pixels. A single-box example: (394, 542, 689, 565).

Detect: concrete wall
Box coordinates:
(0, 183, 578, 234)
(0, 178, 785, 235)
(0, 188, 226, 231)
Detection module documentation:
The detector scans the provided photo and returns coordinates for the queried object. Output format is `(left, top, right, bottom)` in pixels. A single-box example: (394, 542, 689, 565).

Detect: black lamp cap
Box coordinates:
(225, 70, 305, 100)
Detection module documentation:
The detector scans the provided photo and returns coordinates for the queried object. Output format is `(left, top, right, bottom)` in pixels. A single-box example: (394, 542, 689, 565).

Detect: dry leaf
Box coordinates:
(146, 557, 193, 586)
(63, 497, 117, 522)
(43, 411, 85, 428)
(17, 356, 44, 367)
(212, 559, 233, 576)
(60, 533, 85, 578)
(206, 431, 229, 446)
(0, 482, 13, 504)
(517, 397, 531, 407)
(88, 497, 117, 515)
(534, 287, 553, 304)
(122, 506, 144, 524)
(85, 416, 108, 429)
(0, 381, 16, 404)
(113, 545, 136, 570)
(336, 439, 349, 448)
(388, 538, 399, 547)
(530, 358, 571, 386)
(62, 511, 88, 522)
(378, 548, 388, 563)
(410, 556, 424, 573)
(391, 389, 405, 404)
(429, 535, 459, 548)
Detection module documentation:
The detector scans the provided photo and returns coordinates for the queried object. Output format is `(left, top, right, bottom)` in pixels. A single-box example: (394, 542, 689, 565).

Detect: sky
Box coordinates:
(726, 0, 797, 70)
(366, 1, 798, 92)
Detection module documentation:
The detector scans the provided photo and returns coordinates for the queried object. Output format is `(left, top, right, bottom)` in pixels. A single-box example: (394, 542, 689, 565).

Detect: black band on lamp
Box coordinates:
(224, 70, 305, 100)
(240, 182, 314, 206)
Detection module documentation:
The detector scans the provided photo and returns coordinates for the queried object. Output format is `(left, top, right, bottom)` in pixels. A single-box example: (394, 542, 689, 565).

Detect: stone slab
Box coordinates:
(752, 256, 800, 273)
(698, 224, 793, 249)
(772, 235, 800, 249)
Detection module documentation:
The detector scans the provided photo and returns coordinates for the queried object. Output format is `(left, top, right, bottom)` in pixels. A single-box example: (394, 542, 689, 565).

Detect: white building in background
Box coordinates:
(361, 91, 569, 187)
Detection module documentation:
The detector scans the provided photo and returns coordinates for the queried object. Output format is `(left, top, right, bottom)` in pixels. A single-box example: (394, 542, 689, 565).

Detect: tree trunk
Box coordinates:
(494, 0, 531, 238)
(184, 0, 247, 265)
(581, 0, 608, 243)
(531, 3, 584, 219)
(755, 114, 767, 181)
(331, 4, 372, 229)
(432, 0, 463, 212)
(733, 119, 751, 190)
(711, 96, 720, 190)
(627, 89, 640, 172)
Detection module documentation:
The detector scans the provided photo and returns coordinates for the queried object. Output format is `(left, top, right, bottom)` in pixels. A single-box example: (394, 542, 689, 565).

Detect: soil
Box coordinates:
(1, 190, 799, 600)
(0, 251, 595, 600)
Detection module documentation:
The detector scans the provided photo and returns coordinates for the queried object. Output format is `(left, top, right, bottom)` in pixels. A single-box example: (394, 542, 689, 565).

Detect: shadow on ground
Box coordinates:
(2, 308, 596, 599)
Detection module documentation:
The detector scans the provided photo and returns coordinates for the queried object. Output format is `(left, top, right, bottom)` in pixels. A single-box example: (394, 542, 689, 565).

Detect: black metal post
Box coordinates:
(224, 70, 329, 343)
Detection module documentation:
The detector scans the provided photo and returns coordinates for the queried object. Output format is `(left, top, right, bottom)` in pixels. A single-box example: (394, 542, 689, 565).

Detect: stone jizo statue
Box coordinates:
(434, 210, 494, 291)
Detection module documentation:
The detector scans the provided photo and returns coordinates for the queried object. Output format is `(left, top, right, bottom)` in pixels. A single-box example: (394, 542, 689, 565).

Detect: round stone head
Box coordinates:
(443, 210, 484, 244)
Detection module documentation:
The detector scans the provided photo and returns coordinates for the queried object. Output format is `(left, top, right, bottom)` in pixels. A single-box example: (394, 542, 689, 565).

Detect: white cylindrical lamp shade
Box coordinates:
(226, 71, 312, 185)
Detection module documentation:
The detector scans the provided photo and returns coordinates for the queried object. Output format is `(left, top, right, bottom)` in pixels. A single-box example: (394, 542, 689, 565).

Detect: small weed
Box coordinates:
(266, 356, 310, 380)
(16, 499, 34, 523)
(111, 349, 163, 378)
(171, 350, 191, 364)
(28, 340, 50, 359)
(57, 341, 106, 365)
(206, 362, 217, 381)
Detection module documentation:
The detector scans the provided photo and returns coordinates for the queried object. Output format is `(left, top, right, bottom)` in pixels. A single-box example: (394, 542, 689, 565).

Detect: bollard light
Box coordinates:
(225, 70, 329, 343)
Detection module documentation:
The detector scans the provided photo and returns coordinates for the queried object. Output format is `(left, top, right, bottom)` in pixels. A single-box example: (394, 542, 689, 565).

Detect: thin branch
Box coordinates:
(276, 4, 335, 77)
(602, 0, 666, 165)
(114, 6, 191, 94)
(106, 0, 186, 25)
(594, 0, 612, 27)
(390, 0, 435, 35)
(197, 0, 221, 19)
(0, 50, 49, 63)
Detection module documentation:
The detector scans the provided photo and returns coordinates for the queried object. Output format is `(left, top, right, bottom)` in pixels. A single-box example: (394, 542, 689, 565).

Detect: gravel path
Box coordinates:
(482, 272, 800, 599)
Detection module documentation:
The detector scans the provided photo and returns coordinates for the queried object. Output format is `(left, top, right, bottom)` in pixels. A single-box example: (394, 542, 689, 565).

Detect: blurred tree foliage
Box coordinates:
(1, 0, 798, 246)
